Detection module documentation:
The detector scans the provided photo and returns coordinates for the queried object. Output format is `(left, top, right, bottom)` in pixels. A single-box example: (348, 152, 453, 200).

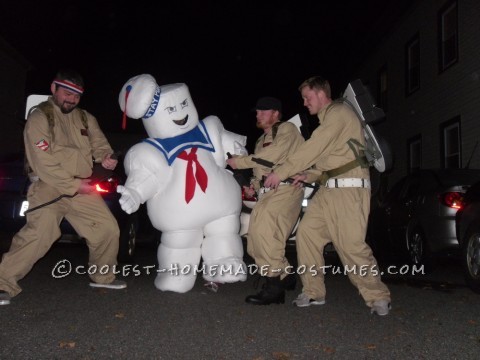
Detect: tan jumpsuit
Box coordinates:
(0, 98, 120, 297)
(235, 121, 304, 277)
(273, 103, 391, 306)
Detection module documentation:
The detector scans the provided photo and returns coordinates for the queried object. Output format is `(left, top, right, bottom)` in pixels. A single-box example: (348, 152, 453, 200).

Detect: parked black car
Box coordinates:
(455, 180, 480, 293)
(0, 152, 143, 262)
(367, 168, 480, 266)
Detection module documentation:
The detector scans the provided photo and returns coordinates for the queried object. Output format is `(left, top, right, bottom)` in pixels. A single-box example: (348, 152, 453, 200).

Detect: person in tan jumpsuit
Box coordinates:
(264, 77, 391, 315)
(0, 69, 126, 306)
(227, 97, 305, 305)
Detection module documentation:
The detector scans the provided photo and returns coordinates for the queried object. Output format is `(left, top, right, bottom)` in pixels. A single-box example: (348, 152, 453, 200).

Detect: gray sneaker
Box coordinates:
(292, 292, 326, 307)
(0, 290, 11, 306)
(89, 279, 127, 290)
(371, 299, 391, 316)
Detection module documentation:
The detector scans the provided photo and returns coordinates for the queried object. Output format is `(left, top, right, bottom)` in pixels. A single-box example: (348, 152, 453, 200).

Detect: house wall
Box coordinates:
(354, 0, 480, 184)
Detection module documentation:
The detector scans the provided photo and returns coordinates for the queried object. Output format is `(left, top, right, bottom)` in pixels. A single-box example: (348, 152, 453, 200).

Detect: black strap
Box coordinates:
(24, 193, 78, 215)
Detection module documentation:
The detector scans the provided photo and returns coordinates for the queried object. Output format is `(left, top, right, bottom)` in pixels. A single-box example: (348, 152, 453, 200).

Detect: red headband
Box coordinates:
(53, 79, 84, 94)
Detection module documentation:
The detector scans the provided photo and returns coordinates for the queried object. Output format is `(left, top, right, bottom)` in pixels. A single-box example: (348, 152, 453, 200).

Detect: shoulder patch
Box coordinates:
(35, 139, 49, 151)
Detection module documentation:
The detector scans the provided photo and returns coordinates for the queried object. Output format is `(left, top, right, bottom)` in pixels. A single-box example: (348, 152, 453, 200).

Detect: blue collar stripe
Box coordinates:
(142, 122, 215, 165)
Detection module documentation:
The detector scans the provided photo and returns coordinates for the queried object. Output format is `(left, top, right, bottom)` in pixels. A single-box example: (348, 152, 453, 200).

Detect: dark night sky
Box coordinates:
(1, 0, 412, 148)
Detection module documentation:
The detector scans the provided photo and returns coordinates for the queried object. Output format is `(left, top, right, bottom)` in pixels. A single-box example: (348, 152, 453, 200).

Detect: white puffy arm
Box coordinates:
(222, 129, 248, 158)
(117, 185, 142, 214)
(117, 142, 170, 214)
(233, 141, 248, 156)
(202, 115, 248, 165)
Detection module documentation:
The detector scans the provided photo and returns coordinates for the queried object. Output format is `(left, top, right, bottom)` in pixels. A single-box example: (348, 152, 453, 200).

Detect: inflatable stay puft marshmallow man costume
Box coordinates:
(117, 74, 248, 293)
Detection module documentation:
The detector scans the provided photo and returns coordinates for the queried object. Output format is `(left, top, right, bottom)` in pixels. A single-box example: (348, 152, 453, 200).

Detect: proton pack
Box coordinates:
(24, 95, 89, 177)
(342, 79, 393, 173)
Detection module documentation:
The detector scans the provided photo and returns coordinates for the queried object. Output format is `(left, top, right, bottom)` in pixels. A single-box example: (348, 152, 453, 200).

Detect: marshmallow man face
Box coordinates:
(119, 74, 199, 139)
(144, 83, 199, 139)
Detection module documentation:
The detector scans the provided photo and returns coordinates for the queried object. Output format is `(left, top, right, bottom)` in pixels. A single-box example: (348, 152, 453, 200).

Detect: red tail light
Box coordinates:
(440, 191, 465, 210)
(94, 177, 120, 194)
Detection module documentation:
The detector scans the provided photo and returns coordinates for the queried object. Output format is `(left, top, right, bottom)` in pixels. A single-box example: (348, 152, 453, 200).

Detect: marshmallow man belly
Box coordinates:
(148, 149, 246, 292)
(148, 150, 241, 230)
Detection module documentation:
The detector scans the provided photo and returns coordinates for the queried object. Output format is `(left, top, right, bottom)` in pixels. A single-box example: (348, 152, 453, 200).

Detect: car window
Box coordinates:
(0, 173, 28, 192)
(402, 176, 422, 200)
(418, 171, 439, 193)
(0, 157, 27, 193)
(435, 169, 480, 187)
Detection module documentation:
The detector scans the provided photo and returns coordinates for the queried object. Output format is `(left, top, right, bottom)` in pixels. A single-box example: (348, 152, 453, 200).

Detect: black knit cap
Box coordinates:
(253, 97, 282, 112)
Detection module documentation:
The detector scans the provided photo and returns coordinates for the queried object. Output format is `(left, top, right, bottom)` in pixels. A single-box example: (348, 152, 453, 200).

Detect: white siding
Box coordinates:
(354, 0, 480, 183)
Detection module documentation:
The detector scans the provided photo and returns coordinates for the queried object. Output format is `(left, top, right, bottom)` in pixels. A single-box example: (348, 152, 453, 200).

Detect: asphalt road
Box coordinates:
(0, 237, 479, 359)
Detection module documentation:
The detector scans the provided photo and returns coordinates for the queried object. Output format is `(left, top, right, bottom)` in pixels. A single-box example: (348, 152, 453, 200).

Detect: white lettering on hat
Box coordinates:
(144, 86, 162, 119)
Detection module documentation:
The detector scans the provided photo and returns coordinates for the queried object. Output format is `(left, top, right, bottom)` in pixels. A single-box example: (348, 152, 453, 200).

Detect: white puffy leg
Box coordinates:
(202, 215, 247, 284)
(155, 229, 203, 293)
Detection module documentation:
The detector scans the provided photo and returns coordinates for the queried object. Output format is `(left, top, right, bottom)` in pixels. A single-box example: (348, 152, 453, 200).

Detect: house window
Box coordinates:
(441, 117, 461, 168)
(438, 0, 458, 72)
(408, 135, 422, 172)
(405, 33, 420, 95)
(377, 64, 388, 112)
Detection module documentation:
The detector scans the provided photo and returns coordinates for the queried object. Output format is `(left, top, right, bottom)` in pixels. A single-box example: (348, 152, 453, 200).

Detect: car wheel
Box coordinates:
(407, 227, 427, 266)
(118, 214, 138, 263)
(462, 224, 480, 294)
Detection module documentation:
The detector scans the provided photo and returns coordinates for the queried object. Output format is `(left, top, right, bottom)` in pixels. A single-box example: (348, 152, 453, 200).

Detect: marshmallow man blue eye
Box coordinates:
(165, 106, 177, 114)
(180, 99, 188, 108)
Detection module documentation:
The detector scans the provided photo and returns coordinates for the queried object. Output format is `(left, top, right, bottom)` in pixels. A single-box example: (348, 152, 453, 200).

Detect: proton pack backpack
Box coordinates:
(317, 80, 393, 186)
(31, 101, 89, 140)
(24, 99, 89, 176)
(342, 79, 393, 174)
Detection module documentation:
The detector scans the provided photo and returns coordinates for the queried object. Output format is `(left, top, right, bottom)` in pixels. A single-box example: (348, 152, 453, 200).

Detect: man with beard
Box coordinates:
(0, 69, 125, 306)
(227, 97, 304, 305)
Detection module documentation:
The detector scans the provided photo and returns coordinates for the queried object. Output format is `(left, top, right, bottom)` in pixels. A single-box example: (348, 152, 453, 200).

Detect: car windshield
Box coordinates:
(0, 153, 27, 193)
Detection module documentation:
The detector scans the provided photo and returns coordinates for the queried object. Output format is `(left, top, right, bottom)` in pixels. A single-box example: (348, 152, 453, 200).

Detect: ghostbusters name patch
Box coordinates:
(35, 139, 49, 151)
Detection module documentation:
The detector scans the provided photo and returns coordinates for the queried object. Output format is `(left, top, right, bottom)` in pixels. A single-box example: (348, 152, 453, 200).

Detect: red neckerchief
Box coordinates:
(177, 147, 208, 203)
